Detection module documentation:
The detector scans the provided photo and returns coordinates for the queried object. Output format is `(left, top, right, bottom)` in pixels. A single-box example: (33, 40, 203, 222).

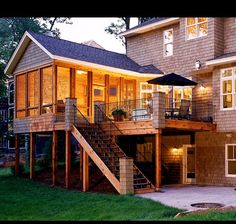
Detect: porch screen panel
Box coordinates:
(75, 71, 87, 115)
(42, 67, 53, 113)
(109, 76, 120, 103)
(16, 74, 26, 118)
(57, 67, 70, 101)
(28, 70, 39, 116)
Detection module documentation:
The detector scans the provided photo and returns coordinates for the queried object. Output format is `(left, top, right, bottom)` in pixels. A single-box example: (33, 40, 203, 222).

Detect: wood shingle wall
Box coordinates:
(15, 41, 52, 74)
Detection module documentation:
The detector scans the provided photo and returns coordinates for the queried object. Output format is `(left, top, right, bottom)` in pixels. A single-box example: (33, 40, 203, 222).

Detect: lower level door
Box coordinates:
(183, 144, 196, 184)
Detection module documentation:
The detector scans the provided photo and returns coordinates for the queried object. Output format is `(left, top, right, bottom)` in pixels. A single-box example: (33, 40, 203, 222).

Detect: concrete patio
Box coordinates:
(137, 185, 236, 211)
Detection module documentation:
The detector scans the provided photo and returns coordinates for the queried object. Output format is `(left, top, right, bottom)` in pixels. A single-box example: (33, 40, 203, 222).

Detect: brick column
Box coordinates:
(119, 157, 134, 195)
(152, 92, 166, 129)
(65, 98, 77, 131)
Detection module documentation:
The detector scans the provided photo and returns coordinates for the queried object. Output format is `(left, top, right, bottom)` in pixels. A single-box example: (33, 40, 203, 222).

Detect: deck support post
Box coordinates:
(155, 129, 162, 191)
(65, 131, 71, 188)
(15, 134, 20, 176)
(52, 130, 58, 186)
(30, 132, 35, 179)
(83, 150, 89, 192)
(79, 144, 83, 181)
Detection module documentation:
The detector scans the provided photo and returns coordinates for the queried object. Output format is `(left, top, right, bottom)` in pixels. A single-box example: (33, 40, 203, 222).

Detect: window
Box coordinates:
(27, 70, 39, 116)
(140, 82, 153, 99)
(221, 67, 236, 110)
(8, 108, 14, 121)
(0, 110, 7, 121)
(57, 67, 70, 102)
(163, 29, 173, 56)
(16, 74, 26, 118)
(42, 67, 53, 114)
(109, 86, 117, 96)
(8, 82, 14, 105)
(173, 86, 192, 110)
(225, 144, 236, 177)
(186, 17, 208, 40)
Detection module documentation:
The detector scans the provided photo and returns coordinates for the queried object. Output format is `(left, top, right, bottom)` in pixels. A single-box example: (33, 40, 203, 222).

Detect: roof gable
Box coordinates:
(14, 40, 52, 74)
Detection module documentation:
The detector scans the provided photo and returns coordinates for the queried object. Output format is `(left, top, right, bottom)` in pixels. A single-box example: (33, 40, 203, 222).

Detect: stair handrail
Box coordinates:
(94, 104, 123, 137)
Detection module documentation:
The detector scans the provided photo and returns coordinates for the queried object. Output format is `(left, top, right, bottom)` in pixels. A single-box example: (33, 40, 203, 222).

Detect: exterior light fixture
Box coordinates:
(76, 70, 87, 75)
(172, 147, 178, 153)
(195, 60, 201, 70)
(199, 84, 206, 91)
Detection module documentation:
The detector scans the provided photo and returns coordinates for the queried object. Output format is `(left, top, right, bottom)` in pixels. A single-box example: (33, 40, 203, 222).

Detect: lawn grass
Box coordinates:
(0, 168, 181, 221)
(1, 167, 236, 221)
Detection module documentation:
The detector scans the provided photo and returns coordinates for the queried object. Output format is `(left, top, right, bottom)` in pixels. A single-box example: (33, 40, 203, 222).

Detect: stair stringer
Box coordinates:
(71, 125, 121, 194)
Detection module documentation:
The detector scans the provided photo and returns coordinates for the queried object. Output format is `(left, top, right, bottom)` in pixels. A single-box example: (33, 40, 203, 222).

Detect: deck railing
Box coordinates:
(164, 96, 215, 122)
(97, 96, 215, 123)
(97, 98, 153, 122)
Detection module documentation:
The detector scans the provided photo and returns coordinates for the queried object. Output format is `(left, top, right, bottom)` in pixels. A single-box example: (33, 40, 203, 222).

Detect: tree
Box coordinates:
(0, 17, 72, 97)
(105, 17, 155, 50)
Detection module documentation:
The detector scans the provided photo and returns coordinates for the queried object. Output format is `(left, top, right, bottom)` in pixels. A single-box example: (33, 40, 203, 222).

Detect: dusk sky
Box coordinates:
(55, 17, 139, 54)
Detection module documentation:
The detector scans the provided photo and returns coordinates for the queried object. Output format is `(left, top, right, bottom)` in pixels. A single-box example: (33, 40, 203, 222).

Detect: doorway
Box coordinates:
(183, 144, 196, 184)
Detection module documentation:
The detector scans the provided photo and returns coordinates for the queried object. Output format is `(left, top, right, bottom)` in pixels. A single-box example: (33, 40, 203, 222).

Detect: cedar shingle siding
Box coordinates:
(15, 41, 52, 74)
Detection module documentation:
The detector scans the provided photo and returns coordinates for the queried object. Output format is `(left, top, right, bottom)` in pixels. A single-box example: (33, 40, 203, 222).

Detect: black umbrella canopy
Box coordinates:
(147, 73, 198, 86)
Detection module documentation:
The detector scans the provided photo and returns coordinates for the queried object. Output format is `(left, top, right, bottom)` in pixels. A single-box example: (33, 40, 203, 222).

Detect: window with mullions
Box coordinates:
(8, 82, 14, 105)
(221, 68, 236, 110)
(225, 144, 236, 177)
(163, 29, 173, 57)
(186, 18, 208, 40)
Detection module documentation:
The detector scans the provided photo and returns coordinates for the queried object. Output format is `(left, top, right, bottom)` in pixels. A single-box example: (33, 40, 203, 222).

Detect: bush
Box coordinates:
(111, 108, 126, 115)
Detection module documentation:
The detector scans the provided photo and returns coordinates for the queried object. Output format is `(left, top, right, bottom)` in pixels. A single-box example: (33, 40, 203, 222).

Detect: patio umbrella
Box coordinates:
(147, 72, 197, 86)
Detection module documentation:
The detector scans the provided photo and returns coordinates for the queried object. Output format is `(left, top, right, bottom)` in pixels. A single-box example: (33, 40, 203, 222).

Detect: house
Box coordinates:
(4, 17, 235, 194)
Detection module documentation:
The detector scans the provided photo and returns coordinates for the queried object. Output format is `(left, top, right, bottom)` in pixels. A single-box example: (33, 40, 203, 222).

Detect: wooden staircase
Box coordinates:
(71, 123, 155, 194)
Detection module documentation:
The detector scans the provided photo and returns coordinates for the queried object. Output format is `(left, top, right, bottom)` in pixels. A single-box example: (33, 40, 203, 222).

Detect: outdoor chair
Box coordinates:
(174, 99, 191, 120)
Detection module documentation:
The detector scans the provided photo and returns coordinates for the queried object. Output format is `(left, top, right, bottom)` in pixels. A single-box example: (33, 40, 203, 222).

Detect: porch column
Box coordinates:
(155, 129, 162, 190)
(15, 134, 20, 176)
(120, 157, 134, 195)
(83, 150, 89, 192)
(30, 132, 35, 179)
(65, 98, 77, 130)
(52, 130, 58, 186)
(87, 71, 93, 122)
(65, 130, 71, 188)
(152, 91, 166, 129)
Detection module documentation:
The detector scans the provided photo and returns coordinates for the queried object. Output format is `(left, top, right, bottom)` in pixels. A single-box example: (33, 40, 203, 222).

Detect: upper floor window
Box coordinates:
(221, 67, 236, 110)
(163, 29, 173, 57)
(186, 18, 208, 40)
(8, 82, 14, 105)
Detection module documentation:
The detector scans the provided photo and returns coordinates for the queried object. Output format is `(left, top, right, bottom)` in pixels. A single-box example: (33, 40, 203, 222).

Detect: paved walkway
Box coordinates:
(137, 185, 236, 211)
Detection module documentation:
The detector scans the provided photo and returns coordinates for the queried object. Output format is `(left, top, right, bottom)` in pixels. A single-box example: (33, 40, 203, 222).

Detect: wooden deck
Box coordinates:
(100, 119, 216, 135)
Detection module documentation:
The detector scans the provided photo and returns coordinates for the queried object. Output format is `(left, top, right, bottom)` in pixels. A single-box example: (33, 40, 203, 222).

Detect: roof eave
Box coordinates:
(53, 56, 161, 78)
(206, 56, 236, 67)
(119, 17, 180, 37)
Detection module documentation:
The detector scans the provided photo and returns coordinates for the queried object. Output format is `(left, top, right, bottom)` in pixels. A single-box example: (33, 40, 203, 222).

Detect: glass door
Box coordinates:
(183, 144, 196, 184)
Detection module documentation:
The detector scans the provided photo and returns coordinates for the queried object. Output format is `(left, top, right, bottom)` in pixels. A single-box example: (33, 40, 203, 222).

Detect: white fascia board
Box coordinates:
(120, 18, 180, 37)
(206, 56, 236, 66)
(4, 31, 54, 75)
(53, 55, 161, 78)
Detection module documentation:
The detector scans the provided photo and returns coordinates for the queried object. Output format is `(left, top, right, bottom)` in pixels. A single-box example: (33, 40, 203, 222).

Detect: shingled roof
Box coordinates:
(27, 31, 162, 75)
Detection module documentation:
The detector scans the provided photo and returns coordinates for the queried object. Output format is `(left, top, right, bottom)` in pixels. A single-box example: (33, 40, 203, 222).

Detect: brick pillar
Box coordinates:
(119, 157, 134, 195)
(65, 98, 77, 131)
(152, 92, 166, 129)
